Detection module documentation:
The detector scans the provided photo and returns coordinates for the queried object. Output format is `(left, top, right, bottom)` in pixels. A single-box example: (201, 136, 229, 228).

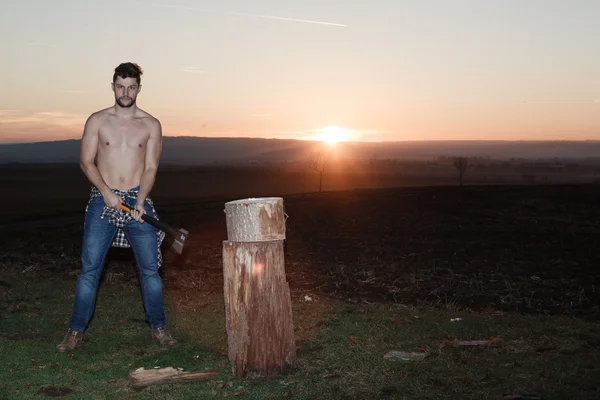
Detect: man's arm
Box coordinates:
(79, 114, 120, 208)
(135, 118, 162, 211)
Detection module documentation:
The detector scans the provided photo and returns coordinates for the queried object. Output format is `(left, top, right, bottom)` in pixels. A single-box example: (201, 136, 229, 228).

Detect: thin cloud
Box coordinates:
(523, 100, 598, 104)
(230, 11, 348, 27)
(27, 42, 59, 47)
(0, 111, 87, 143)
(157, 4, 347, 27)
(181, 66, 207, 74)
(349, 129, 396, 142)
(36, 111, 85, 119)
(158, 4, 208, 12)
(158, 125, 392, 142)
(1, 110, 86, 124)
(296, 128, 395, 142)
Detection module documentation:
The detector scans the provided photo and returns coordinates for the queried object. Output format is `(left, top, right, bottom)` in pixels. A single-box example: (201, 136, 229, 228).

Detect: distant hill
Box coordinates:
(1, 137, 600, 164)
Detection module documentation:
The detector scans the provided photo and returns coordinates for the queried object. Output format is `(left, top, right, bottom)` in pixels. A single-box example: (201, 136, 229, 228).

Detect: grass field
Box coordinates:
(2, 271, 599, 399)
(1, 164, 600, 398)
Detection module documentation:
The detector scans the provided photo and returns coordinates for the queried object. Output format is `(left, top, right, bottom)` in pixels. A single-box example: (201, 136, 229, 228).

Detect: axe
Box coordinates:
(119, 202, 189, 255)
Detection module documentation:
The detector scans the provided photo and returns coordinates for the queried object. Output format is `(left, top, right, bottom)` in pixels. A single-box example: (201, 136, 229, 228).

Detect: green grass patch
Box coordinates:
(1, 272, 599, 399)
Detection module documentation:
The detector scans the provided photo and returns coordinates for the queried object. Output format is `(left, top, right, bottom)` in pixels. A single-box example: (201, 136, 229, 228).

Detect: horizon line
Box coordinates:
(2, 136, 600, 146)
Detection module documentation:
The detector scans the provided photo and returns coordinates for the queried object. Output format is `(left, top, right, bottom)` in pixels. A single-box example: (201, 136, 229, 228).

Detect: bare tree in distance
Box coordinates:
(309, 149, 330, 192)
(453, 156, 469, 187)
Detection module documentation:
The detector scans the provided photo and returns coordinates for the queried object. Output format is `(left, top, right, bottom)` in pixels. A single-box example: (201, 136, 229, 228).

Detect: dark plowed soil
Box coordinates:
(2, 184, 600, 319)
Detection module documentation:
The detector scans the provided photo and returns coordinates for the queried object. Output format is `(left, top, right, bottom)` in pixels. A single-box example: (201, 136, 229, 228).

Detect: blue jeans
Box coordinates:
(69, 190, 166, 331)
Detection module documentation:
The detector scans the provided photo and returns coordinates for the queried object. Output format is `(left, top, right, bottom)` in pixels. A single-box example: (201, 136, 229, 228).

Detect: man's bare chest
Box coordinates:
(98, 120, 149, 150)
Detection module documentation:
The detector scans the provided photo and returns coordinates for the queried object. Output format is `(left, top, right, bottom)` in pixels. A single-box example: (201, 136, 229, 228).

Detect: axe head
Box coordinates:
(170, 228, 189, 255)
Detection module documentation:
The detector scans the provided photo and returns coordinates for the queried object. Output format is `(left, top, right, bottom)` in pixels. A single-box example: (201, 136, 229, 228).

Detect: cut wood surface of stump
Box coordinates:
(224, 197, 286, 242)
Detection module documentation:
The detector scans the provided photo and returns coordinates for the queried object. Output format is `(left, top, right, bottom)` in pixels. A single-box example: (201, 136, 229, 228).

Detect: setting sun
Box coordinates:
(317, 126, 349, 144)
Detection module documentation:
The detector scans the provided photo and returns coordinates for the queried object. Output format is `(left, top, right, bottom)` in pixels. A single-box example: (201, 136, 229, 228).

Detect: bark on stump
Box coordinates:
(224, 197, 287, 242)
(223, 197, 296, 378)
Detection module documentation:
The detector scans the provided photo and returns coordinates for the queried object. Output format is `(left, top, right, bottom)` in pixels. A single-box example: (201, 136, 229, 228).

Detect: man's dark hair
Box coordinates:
(113, 62, 143, 85)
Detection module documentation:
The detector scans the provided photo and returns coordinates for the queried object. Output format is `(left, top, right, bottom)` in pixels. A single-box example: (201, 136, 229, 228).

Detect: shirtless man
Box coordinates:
(57, 62, 176, 351)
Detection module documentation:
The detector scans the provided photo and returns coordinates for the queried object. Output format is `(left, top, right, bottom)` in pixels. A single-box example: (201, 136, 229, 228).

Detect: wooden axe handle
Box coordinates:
(119, 203, 179, 237)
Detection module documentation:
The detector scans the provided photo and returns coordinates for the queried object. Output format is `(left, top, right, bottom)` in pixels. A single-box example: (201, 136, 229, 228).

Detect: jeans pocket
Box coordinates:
(90, 195, 104, 205)
(85, 196, 105, 221)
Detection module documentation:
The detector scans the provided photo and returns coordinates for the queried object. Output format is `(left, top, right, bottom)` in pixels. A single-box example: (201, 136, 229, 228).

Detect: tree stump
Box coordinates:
(222, 197, 296, 378)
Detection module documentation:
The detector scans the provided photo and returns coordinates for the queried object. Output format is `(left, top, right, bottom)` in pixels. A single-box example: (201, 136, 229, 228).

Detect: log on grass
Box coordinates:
(222, 240, 296, 378)
(224, 197, 286, 242)
(128, 367, 218, 389)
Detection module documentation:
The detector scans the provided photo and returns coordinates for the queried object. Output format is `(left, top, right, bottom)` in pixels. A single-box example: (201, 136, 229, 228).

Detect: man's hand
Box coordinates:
(103, 191, 122, 209)
(131, 202, 146, 223)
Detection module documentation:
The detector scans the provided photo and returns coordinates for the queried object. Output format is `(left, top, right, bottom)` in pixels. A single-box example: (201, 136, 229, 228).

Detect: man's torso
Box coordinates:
(95, 108, 155, 190)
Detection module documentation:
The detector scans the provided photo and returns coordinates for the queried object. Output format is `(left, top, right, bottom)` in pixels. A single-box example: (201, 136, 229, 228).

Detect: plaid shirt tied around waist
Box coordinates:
(86, 186, 166, 267)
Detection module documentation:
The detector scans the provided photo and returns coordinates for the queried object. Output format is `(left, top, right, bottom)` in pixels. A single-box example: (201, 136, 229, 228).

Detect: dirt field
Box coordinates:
(1, 164, 599, 320)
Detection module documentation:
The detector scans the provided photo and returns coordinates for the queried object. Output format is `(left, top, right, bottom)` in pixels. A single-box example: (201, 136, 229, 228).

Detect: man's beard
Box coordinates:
(116, 97, 135, 108)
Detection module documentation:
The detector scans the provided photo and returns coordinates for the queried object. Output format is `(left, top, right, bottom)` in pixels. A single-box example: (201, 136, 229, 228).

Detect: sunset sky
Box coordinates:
(1, 0, 599, 144)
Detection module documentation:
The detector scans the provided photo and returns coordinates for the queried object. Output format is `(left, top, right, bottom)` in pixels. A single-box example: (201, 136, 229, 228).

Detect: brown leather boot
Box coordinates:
(56, 328, 83, 352)
(151, 326, 177, 347)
